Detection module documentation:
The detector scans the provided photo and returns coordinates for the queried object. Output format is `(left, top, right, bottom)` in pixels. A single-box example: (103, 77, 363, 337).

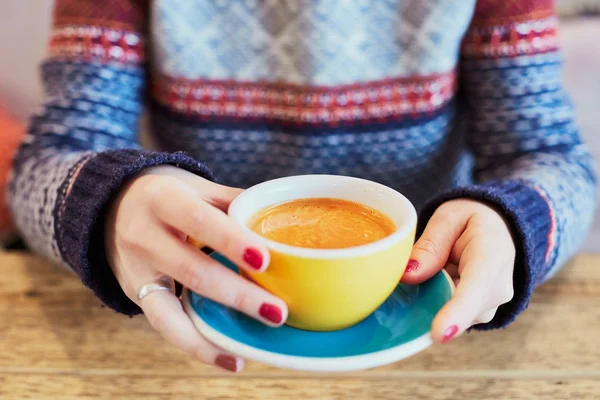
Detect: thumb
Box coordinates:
(429, 278, 484, 343)
(401, 208, 466, 285)
(429, 235, 504, 343)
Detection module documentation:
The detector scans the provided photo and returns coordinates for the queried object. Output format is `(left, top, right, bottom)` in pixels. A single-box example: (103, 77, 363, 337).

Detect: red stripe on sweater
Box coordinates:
(462, 16, 558, 59)
(151, 72, 457, 125)
(49, 26, 145, 64)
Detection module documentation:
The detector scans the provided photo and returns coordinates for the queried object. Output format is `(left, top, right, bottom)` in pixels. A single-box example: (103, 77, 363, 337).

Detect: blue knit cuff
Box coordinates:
(419, 180, 552, 329)
(56, 149, 215, 315)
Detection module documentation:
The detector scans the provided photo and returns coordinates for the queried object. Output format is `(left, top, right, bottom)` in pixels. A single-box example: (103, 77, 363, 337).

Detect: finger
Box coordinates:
(401, 207, 467, 285)
(141, 289, 243, 372)
(474, 307, 498, 325)
(113, 250, 244, 373)
(142, 166, 242, 212)
(430, 279, 487, 343)
(151, 228, 288, 327)
(151, 180, 269, 273)
(430, 235, 508, 343)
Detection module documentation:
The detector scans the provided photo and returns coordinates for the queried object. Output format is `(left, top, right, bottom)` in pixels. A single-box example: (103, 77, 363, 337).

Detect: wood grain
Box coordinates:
(1, 251, 599, 399)
(0, 375, 599, 400)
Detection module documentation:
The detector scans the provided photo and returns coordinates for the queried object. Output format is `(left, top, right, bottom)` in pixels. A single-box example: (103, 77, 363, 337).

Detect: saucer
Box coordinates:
(183, 253, 454, 372)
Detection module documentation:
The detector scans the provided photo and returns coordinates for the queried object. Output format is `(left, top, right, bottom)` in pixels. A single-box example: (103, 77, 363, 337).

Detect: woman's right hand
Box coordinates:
(104, 165, 288, 372)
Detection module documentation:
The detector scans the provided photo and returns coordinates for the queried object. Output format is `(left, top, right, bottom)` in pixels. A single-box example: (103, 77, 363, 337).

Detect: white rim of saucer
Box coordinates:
(182, 270, 454, 372)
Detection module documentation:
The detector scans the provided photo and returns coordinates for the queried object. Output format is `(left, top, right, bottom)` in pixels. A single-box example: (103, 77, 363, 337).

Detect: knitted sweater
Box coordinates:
(8, 0, 597, 328)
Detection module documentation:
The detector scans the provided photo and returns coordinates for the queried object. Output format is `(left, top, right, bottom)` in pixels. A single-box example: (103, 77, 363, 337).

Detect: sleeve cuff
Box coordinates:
(419, 180, 553, 329)
(56, 149, 215, 315)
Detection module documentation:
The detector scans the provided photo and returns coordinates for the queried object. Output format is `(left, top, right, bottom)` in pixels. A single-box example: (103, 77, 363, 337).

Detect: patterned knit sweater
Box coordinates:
(8, 0, 597, 328)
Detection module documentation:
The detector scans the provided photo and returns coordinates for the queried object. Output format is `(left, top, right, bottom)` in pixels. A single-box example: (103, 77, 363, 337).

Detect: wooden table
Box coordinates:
(1, 252, 599, 399)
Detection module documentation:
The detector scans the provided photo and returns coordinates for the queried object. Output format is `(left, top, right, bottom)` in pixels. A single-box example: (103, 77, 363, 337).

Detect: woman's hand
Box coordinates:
(105, 166, 288, 372)
(402, 199, 516, 343)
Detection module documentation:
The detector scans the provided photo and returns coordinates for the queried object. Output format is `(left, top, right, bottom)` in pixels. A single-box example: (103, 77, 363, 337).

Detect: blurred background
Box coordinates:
(0, 1, 598, 251)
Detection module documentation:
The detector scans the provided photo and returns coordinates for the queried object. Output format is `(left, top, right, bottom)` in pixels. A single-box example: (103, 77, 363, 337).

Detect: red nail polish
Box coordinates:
(243, 248, 264, 270)
(215, 355, 238, 372)
(406, 259, 420, 273)
(442, 325, 459, 343)
(259, 303, 283, 324)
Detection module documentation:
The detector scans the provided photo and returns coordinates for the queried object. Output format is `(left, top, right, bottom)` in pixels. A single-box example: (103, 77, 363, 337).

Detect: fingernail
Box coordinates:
(259, 303, 283, 325)
(243, 247, 264, 270)
(442, 325, 459, 343)
(406, 259, 420, 273)
(215, 354, 239, 372)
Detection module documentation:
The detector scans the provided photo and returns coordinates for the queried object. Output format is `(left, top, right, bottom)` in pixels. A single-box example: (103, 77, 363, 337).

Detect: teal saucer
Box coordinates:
(183, 253, 454, 372)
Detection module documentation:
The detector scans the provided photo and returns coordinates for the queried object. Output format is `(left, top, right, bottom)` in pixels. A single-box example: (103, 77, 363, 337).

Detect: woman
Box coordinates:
(9, 0, 597, 372)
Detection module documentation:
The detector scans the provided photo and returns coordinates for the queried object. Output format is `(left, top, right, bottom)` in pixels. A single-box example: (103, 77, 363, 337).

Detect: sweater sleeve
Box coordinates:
(8, 0, 214, 315)
(420, 0, 598, 329)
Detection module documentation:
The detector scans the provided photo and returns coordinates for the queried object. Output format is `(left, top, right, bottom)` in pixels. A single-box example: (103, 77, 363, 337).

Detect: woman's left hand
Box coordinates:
(401, 199, 516, 343)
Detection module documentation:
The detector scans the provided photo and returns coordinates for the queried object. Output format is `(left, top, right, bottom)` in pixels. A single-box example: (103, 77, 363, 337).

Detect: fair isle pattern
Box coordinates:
(479, 149, 597, 281)
(538, 150, 597, 280)
(151, 107, 474, 208)
(461, 1, 596, 280)
(7, 0, 597, 323)
(151, 0, 475, 84)
(50, 26, 145, 63)
(8, 0, 147, 266)
(8, 59, 145, 264)
(8, 149, 90, 264)
(152, 72, 457, 125)
(463, 53, 573, 156)
(461, 16, 558, 58)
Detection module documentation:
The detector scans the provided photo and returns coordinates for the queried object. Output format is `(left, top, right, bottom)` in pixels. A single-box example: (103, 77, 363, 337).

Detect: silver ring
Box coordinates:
(137, 277, 175, 301)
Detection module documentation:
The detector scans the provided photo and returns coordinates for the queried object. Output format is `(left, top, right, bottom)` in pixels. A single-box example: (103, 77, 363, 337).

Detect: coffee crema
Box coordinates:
(249, 198, 396, 249)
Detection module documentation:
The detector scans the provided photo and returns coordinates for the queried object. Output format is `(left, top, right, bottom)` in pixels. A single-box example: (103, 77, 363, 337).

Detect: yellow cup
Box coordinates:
(228, 175, 417, 331)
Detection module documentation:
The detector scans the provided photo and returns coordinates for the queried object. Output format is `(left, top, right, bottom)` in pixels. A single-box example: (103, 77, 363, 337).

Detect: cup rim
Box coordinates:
(228, 175, 417, 260)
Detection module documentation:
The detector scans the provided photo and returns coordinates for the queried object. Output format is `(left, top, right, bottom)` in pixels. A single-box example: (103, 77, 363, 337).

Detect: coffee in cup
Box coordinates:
(249, 198, 396, 249)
